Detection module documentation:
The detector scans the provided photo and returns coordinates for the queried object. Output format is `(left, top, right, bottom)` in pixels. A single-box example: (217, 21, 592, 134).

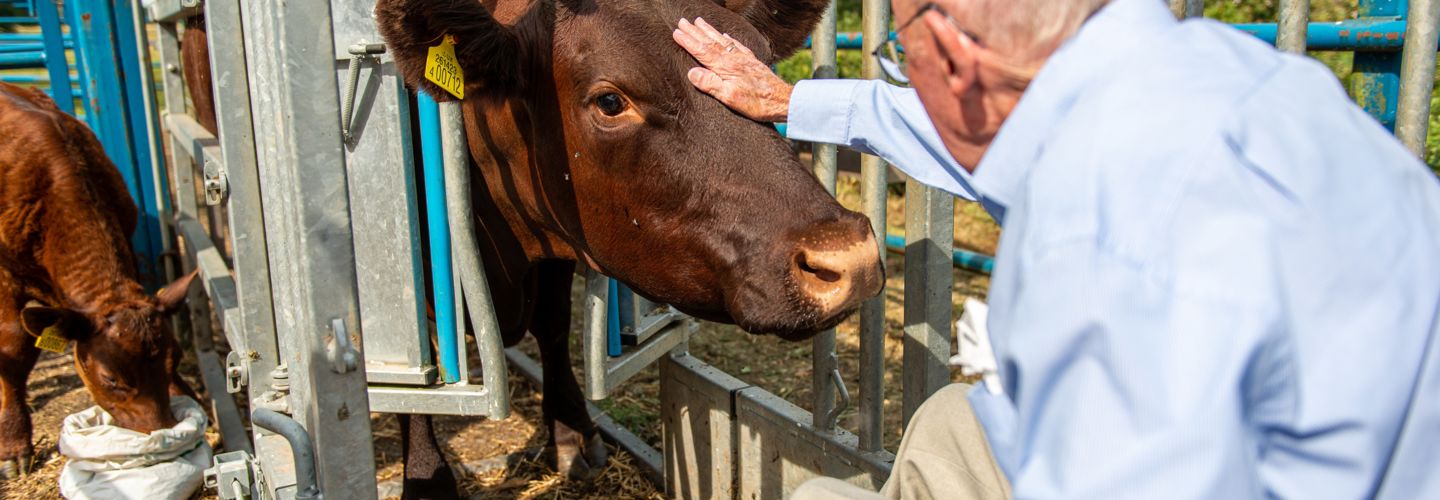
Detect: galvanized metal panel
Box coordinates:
(203, 0, 279, 397)
(661, 353, 749, 500)
(241, 0, 377, 497)
(328, 0, 434, 386)
(368, 385, 492, 416)
(735, 387, 893, 499)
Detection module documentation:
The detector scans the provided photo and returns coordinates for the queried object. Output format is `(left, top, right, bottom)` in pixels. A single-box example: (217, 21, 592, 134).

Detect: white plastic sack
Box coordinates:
(949, 297, 1004, 396)
(57, 395, 213, 500)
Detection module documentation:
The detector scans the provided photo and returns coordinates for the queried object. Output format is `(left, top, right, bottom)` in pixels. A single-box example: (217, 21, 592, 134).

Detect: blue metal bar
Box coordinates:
(0, 33, 70, 42)
(418, 92, 461, 384)
(1354, 0, 1408, 130)
(0, 41, 71, 53)
(63, 0, 93, 131)
(0, 16, 37, 23)
(34, 0, 71, 115)
(884, 234, 994, 274)
(0, 50, 41, 68)
(815, 20, 1428, 52)
(111, 0, 168, 280)
(607, 280, 622, 357)
(0, 72, 79, 83)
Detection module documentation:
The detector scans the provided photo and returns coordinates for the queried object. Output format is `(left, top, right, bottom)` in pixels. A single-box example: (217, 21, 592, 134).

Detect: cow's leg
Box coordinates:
(534, 261, 609, 480)
(0, 309, 39, 480)
(399, 414, 459, 500)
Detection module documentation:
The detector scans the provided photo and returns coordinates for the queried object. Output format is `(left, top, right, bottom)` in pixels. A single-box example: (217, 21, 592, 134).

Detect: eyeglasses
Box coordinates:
(872, 2, 983, 84)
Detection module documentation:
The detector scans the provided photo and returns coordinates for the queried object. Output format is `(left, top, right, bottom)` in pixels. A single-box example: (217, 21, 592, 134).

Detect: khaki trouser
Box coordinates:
(791, 384, 1012, 500)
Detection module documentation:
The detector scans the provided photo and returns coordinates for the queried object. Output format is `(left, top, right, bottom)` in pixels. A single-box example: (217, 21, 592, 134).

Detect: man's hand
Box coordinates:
(672, 18, 793, 123)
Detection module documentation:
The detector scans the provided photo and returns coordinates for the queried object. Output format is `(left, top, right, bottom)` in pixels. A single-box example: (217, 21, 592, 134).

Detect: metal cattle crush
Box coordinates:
(14, 0, 1429, 498)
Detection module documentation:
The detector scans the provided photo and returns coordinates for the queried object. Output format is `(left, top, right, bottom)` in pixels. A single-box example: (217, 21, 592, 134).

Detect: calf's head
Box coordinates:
(19, 272, 197, 433)
(377, 0, 883, 339)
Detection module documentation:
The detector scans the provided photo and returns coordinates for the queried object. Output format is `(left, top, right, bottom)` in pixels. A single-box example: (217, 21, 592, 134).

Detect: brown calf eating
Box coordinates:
(0, 82, 198, 479)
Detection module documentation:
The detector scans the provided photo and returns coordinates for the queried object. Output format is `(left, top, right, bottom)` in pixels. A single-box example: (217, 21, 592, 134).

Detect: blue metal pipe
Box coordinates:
(812, 20, 1423, 52)
(884, 234, 994, 274)
(607, 279, 622, 357)
(0, 33, 70, 42)
(0, 72, 79, 83)
(418, 92, 461, 384)
(34, 0, 72, 116)
(0, 41, 71, 53)
(0, 50, 42, 69)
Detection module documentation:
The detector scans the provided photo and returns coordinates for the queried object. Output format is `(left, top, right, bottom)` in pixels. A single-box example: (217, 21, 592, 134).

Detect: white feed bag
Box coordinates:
(57, 395, 213, 500)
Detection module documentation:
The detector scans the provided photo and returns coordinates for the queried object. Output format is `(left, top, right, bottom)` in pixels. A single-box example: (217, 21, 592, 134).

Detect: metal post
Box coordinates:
(240, 0, 377, 495)
(901, 185, 953, 426)
(1277, 0, 1311, 54)
(810, 0, 840, 433)
(121, 0, 171, 286)
(858, 0, 889, 453)
(1398, 0, 1440, 155)
(1353, 0, 1406, 131)
(33, 0, 71, 113)
(441, 100, 511, 419)
(206, 0, 277, 399)
(585, 270, 610, 399)
(1168, 0, 1203, 19)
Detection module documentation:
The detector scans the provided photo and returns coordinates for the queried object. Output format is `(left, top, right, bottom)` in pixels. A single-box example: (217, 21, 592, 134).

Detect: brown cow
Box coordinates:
(0, 82, 199, 479)
(375, 0, 879, 496)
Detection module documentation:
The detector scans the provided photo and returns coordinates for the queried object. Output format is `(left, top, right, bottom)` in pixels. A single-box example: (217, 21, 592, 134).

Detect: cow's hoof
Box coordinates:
(553, 433, 608, 482)
(0, 454, 32, 480)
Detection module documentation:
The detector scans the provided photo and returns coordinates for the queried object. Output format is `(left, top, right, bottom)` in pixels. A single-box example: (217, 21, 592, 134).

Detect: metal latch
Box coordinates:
(341, 42, 387, 144)
(224, 350, 247, 393)
(204, 451, 255, 500)
(202, 158, 228, 205)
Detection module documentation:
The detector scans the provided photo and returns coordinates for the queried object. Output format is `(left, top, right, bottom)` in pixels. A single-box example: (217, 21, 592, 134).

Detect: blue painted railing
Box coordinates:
(418, 93, 462, 384)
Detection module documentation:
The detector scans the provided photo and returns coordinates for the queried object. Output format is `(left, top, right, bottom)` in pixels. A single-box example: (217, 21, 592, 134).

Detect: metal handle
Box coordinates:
(824, 368, 851, 429)
(251, 409, 321, 500)
(340, 42, 386, 144)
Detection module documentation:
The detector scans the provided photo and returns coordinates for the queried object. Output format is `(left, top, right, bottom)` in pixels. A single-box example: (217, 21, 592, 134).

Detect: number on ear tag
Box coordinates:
(425, 35, 465, 99)
(35, 326, 67, 353)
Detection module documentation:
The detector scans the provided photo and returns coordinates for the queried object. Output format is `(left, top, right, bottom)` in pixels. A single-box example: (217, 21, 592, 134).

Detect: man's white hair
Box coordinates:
(941, 0, 1112, 67)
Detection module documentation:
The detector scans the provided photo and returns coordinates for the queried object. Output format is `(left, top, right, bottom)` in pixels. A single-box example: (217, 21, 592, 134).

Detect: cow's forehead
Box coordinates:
(557, 0, 771, 59)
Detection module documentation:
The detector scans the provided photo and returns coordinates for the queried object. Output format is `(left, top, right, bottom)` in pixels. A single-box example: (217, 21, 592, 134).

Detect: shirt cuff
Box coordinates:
(785, 79, 866, 144)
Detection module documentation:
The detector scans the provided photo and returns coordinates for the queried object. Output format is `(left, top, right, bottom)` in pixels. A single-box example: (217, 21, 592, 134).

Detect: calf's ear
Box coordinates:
(374, 0, 532, 100)
(156, 269, 201, 313)
(20, 304, 92, 341)
(723, 0, 831, 63)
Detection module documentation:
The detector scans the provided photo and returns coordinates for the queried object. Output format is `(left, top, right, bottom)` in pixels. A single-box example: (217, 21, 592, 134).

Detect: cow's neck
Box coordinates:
(36, 171, 148, 314)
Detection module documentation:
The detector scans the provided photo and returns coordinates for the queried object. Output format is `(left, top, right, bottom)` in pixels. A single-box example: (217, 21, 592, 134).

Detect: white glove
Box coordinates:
(950, 297, 1004, 396)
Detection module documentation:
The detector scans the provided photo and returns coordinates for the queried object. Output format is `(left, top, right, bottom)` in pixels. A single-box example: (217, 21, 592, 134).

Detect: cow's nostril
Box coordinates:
(796, 252, 843, 283)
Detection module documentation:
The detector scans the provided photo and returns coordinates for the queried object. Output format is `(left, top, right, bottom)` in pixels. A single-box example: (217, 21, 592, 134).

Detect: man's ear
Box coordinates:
(374, 0, 533, 100)
(722, 0, 830, 63)
(924, 12, 980, 97)
(20, 304, 92, 341)
(156, 269, 201, 313)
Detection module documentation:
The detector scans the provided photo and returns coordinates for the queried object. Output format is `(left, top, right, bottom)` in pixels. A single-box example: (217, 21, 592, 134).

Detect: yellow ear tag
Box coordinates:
(425, 35, 465, 99)
(35, 326, 67, 353)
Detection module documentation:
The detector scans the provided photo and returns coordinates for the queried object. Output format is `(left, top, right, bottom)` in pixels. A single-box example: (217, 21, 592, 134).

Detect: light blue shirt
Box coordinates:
(786, 0, 1440, 497)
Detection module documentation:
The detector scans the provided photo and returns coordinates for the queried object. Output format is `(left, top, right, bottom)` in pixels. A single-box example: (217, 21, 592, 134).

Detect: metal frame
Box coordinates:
(119, 0, 1440, 498)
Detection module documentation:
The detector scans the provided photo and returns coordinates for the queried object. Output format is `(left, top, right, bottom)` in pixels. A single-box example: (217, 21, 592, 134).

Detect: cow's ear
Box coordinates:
(20, 304, 92, 341)
(375, 0, 532, 100)
(155, 269, 200, 313)
(723, 0, 831, 63)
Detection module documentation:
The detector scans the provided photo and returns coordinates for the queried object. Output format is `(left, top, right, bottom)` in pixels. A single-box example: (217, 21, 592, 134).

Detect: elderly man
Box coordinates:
(674, 0, 1440, 498)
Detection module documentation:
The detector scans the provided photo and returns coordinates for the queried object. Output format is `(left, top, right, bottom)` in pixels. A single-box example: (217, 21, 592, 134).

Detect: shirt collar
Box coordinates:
(971, 0, 1179, 209)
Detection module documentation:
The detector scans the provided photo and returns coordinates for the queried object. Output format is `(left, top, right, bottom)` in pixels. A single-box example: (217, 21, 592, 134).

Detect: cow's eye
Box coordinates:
(596, 93, 626, 116)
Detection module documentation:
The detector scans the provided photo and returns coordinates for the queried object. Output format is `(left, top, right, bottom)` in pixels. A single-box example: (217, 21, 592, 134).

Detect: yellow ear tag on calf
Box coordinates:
(35, 326, 67, 353)
(425, 35, 465, 99)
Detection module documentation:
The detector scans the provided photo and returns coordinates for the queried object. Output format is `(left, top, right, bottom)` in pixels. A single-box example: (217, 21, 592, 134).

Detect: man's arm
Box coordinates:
(673, 18, 981, 201)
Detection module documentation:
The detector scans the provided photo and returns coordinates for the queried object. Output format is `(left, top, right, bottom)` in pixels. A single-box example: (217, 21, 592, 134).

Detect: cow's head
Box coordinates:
(377, 0, 882, 339)
(19, 271, 197, 433)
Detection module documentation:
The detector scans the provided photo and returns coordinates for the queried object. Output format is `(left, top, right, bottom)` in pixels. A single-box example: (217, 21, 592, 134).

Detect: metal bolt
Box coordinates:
(166, 63, 179, 74)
